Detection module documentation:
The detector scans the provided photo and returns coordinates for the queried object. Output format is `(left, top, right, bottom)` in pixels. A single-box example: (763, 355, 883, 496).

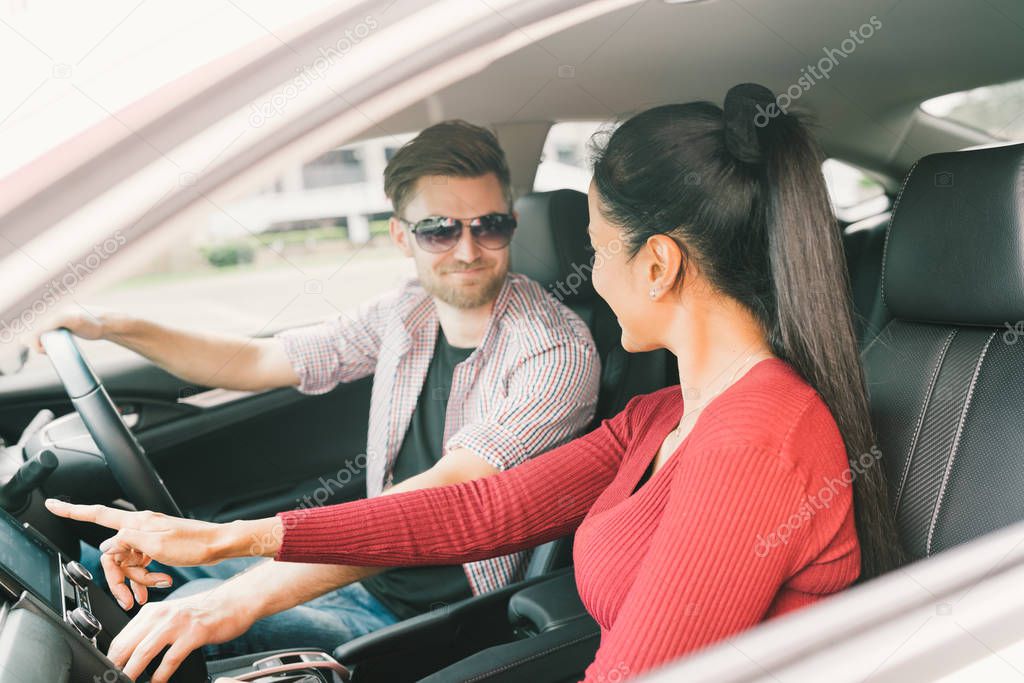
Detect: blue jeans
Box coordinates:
(79, 543, 400, 658)
(171, 577, 400, 659)
(78, 542, 257, 597)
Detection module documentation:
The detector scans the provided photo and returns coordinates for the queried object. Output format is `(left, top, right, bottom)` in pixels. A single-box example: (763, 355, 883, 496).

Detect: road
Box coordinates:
(19, 247, 415, 373)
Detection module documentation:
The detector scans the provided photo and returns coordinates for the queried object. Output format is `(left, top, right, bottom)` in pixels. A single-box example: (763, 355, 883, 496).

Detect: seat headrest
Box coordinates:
(512, 189, 595, 305)
(883, 142, 1024, 326)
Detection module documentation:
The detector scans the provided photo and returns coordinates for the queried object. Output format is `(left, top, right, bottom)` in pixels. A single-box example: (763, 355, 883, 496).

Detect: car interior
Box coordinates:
(0, 0, 1022, 681)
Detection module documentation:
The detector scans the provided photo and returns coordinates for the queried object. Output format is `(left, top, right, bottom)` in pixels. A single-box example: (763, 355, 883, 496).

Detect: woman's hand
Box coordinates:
(44, 499, 282, 609)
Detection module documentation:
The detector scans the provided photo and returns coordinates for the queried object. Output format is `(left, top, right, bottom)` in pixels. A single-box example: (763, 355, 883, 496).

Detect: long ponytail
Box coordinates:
(751, 88, 905, 579)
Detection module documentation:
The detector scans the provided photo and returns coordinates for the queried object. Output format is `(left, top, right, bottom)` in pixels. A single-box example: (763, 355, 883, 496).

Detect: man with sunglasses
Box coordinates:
(38, 120, 599, 665)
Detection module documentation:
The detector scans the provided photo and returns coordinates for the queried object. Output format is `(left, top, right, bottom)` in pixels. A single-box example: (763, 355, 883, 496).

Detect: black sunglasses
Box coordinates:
(399, 213, 517, 253)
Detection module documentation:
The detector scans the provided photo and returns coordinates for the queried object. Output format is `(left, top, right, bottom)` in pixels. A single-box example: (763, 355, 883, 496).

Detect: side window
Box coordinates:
(533, 121, 609, 193)
(822, 159, 890, 224)
(921, 78, 1024, 141)
(24, 133, 417, 372)
(534, 124, 892, 228)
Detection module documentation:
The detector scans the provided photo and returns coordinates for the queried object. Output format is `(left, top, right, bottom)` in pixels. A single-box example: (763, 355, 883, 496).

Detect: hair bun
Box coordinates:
(722, 83, 778, 164)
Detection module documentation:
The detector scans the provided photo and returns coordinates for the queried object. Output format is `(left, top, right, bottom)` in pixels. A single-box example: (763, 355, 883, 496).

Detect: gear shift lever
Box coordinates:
(0, 449, 58, 513)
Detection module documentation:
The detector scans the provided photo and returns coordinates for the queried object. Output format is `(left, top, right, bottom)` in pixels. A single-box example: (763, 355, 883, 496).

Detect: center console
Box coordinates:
(0, 505, 349, 683)
(207, 650, 350, 682)
(0, 504, 142, 683)
(328, 567, 598, 682)
(0, 507, 100, 642)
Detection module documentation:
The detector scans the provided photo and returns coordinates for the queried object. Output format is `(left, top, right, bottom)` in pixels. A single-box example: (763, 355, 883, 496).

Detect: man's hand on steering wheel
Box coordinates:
(32, 309, 109, 354)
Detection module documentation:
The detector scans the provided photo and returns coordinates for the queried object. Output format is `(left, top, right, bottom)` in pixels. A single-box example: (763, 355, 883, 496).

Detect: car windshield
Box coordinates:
(0, 0, 340, 179)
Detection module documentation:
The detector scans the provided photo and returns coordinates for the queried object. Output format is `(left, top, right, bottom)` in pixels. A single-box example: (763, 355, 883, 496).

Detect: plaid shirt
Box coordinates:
(274, 273, 600, 594)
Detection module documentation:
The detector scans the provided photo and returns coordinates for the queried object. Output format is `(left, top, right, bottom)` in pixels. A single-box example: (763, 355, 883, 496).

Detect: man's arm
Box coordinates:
(142, 333, 598, 616)
(102, 449, 497, 683)
(35, 310, 298, 391)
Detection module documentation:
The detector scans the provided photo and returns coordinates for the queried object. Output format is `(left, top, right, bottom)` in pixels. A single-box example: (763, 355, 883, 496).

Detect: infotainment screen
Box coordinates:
(0, 508, 62, 613)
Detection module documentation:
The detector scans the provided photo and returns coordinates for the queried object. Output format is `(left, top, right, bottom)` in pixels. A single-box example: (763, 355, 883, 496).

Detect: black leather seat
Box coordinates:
(863, 142, 1024, 561)
(843, 211, 891, 347)
(512, 189, 674, 422)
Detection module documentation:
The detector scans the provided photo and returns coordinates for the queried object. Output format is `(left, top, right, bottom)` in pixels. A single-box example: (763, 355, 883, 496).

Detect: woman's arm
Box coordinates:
(45, 396, 641, 570)
(43, 499, 283, 560)
(273, 411, 629, 565)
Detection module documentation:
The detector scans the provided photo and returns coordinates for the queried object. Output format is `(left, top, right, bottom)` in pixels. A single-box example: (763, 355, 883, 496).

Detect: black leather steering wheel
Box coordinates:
(40, 328, 182, 516)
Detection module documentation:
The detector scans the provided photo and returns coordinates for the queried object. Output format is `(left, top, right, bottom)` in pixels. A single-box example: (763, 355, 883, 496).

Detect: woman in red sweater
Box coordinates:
(48, 83, 904, 682)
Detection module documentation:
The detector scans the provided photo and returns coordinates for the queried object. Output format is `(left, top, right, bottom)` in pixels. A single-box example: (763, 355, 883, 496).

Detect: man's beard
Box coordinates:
(419, 260, 507, 309)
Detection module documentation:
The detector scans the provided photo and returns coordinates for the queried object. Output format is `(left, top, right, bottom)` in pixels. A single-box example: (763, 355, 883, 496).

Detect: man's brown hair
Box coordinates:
(384, 120, 513, 217)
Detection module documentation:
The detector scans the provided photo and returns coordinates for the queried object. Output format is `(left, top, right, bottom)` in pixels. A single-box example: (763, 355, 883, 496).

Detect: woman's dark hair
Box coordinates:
(591, 83, 904, 580)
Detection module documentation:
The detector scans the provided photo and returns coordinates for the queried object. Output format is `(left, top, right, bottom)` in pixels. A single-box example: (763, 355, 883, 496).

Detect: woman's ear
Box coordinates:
(645, 234, 686, 298)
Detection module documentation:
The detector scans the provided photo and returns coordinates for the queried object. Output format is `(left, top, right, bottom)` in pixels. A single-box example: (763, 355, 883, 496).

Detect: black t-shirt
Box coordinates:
(361, 327, 476, 620)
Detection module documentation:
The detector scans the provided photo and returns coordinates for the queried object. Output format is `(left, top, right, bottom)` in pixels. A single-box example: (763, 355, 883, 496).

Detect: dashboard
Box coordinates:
(0, 505, 212, 683)
(0, 405, 348, 683)
(0, 507, 350, 682)
(0, 509, 65, 615)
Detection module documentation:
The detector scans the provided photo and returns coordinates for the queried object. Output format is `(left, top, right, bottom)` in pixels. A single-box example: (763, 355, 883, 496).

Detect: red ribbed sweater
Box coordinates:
(276, 358, 861, 681)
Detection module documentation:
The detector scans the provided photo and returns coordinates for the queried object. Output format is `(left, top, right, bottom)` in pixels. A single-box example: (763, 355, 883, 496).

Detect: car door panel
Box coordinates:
(0, 357, 371, 520)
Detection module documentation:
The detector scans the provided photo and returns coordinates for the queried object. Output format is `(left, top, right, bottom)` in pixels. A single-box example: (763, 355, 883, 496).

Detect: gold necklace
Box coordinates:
(670, 349, 774, 438)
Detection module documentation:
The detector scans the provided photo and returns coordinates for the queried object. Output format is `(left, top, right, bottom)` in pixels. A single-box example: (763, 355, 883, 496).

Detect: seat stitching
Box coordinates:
(462, 631, 600, 683)
(926, 330, 996, 556)
(859, 321, 887, 359)
(894, 328, 957, 515)
(880, 158, 922, 313)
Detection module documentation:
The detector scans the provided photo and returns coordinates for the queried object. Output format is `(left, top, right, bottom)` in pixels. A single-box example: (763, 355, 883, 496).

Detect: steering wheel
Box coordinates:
(40, 328, 182, 516)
